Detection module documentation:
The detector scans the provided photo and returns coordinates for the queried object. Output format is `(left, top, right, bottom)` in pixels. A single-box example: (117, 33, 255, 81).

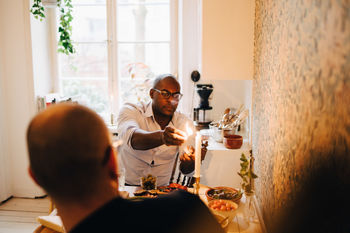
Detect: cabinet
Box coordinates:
(201, 139, 251, 188)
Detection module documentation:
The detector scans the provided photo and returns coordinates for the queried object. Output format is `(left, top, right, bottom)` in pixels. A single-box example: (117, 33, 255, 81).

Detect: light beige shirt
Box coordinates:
(116, 101, 195, 186)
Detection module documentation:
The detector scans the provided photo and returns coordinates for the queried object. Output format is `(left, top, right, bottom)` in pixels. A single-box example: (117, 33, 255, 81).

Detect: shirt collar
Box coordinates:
(144, 101, 177, 125)
(144, 101, 154, 118)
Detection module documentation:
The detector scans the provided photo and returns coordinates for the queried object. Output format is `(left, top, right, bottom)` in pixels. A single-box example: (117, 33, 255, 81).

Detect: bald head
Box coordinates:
(150, 74, 181, 117)
(152, 74, 179, 90)
(27, 103, 112, 201)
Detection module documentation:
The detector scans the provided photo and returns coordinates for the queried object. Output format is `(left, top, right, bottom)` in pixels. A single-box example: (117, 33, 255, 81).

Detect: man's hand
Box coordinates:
(179, 142, 208, 174)
(179, 146, 195, 174)
(162, 126, 186, 146)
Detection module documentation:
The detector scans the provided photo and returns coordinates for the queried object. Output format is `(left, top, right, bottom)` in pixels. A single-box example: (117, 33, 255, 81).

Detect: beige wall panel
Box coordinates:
(202, 0, 254, 80)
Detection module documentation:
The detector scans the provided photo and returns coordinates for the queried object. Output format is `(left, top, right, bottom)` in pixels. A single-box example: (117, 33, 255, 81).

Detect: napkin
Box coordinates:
(119, 190, 129, 199)
(36, 209, 65, 233)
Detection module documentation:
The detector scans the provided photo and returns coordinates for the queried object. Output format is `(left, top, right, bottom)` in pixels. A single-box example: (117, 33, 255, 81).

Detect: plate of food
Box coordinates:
(131, 183, 188, 199)
(158, 183, 188, 192)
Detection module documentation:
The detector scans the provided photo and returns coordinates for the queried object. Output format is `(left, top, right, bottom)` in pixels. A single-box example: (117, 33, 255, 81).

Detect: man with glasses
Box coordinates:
(117, 74, 204, 186)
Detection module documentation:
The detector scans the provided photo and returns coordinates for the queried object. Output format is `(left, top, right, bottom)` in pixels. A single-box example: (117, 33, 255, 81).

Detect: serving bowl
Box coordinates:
(208, 199, 238, 223)
(205, 186, 242, 204)
(223, 134, 243, 149)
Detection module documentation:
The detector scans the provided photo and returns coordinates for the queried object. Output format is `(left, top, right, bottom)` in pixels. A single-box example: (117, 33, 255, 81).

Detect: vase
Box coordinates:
(243, 191, 256, 223)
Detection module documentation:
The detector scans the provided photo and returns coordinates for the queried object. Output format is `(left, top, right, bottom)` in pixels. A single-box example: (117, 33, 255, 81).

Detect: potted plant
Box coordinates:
(30, 0, 75, 55)
(237, 150, 258, 222)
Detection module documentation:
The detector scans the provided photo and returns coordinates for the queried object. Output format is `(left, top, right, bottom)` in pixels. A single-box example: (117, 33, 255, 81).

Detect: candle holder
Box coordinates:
(194, 176, 200, 195)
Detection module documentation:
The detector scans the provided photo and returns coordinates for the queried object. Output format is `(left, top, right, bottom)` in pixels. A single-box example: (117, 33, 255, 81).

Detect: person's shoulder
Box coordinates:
(119, 102, 148, 115)
(170, 189, 197, 199)
(172, 190, 202, 205)
(153, 190, 201, 209)
(151, 191, 225, 233)
(69, 198, 130, 233)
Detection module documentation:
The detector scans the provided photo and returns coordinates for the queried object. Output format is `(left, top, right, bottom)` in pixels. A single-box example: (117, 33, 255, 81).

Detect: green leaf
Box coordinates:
(250, 171, 258, 179)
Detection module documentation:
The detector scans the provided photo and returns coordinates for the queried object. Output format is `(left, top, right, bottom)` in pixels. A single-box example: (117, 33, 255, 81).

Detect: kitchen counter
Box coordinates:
(207, 138, 251, 151)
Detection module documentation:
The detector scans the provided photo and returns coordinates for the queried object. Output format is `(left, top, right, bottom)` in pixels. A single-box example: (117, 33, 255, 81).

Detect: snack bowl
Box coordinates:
(208, 199, 238, 223)
(205, 186, 242, 204)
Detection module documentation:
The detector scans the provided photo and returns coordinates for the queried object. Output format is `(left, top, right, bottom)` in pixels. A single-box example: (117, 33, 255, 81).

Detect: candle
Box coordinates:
(194, 132, 201, 178)
(185, 123, 193, 140)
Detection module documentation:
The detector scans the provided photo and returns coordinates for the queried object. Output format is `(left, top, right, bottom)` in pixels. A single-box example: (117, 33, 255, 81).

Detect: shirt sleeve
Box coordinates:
(116, 104, 140, 150)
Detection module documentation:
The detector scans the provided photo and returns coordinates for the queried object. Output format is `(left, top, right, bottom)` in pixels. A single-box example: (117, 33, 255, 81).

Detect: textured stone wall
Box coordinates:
(252, 0, 350, 232)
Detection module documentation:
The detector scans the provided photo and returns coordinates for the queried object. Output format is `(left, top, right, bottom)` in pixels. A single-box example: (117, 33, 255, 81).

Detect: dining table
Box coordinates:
(34, 184, 263, 233)
(120, 184, 263, 233)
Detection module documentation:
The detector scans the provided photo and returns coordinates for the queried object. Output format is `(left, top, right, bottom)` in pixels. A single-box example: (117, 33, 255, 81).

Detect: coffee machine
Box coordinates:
(194, 84, 213, 130)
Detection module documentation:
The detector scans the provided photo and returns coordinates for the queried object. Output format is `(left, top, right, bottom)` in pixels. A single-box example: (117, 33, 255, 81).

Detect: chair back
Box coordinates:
(169, 152, 194, 187)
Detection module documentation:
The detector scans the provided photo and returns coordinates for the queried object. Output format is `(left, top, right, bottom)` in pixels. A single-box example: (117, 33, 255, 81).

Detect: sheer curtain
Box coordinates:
(0, 61, 11, 202)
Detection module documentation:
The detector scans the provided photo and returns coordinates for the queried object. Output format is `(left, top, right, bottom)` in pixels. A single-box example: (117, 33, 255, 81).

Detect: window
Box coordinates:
(58, 0, 109, 118)
(57, 0, 176, 121)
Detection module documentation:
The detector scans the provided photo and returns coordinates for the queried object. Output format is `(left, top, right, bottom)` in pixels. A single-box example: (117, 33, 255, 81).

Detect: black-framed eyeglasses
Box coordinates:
(153, 88, 183, 100)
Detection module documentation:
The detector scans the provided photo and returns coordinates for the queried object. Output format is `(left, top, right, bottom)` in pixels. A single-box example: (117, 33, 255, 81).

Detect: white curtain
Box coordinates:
(0, 57, 11, 202)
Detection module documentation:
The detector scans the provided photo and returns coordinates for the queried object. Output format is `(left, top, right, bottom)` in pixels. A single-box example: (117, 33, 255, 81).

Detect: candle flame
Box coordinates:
(185, 123, 193, 138)
(184, 146, 190, 154)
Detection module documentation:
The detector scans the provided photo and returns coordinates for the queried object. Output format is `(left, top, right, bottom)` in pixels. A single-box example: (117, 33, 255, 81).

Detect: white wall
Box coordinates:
(209, 80, 252, 121)
(0, 0, 45, 198)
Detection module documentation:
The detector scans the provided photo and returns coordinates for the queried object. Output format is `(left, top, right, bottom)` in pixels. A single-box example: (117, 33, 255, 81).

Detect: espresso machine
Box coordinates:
(194, 84, 213, 130)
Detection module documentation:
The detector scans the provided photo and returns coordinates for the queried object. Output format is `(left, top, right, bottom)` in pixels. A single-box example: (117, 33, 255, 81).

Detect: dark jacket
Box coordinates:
(69, 190, 225, 233)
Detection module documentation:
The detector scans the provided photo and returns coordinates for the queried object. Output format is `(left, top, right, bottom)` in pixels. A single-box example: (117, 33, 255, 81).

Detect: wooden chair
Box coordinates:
(169, 140, 208, 188)
(33, 226, 59, 233)
(169, 152, 194, 187)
